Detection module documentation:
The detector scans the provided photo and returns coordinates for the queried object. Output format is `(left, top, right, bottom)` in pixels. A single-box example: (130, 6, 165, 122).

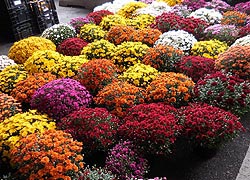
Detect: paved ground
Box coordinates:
(1, 1, 250, 180)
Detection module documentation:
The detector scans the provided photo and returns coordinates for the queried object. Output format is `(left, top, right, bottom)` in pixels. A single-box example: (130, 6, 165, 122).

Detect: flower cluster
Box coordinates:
(215, 45, 250, 79)
(58, 107, 120, 152)
(106, 26, 161, 46)
(127, 14, 155, 29)
(0, 93, 22, 122)
(10, 73, 56, 104)
(194, 71, 250, 116)
(41, 23, 76, 46)
(130, 28, 162, 46)
(0, 55, 15, 71)
(182, 0, 207, 11)
(238, 25, 250, 38)
(105, 25, 136, 45)
(151, 12, 209, 39)
(231, 35, 250, 47)
(205, 0, 232, 13)
(177, 56, 216, 82)
(81, 39, 116, 60)
(118, 103, 183, 155)
(24, 50, 63, 75)
(56, 37, 88, 56)
(136, 1, 172, 17)
(142, 44, 184, 72)
(112, 41, 149, 71)
(76, 59, 118, 95)
(221, 11, 248, 27)
(0, 64, 27, 94)
(117, 1, 147, 18)
(79, 24, 107, 42)
(234, 2, 250, 14)
(99, 14, 127, 31)
(204, 24, 239, 45)
(31, 78, 92, 120)
(119, 63, 159, 87)
(81, 166, 116, 180)
(146, 72, 195, 107)
(54, 55, 89, 78)
(0, 110, 56, 158)
(105, 140, 149, 179)
(69, 16, 94, 34)
(178, 102, 244, 148)
(188, 8, 223, 25)
(10, 129, 84, 180)
(8, 36, 56, 64)
(158, 0, 182, 6)
(170, 4, 192, 17)
(191, 39, 228, 59)
(86, 10, 114, 25)
(154, 30, 197, 54)
(94, 81, 145, 117)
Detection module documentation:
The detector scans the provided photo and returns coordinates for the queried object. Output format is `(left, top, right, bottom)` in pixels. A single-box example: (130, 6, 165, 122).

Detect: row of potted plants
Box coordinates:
(0, 0, 250, 179)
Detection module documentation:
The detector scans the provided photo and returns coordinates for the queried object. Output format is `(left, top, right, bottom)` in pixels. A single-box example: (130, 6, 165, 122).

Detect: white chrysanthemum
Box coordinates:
(135, 1, 171, 16)
(154, 30, 197, 53)
(94, 0, 136, 13)
(231, 35, 250, 47)
(0, 55, 16, 71)
(188, 8, 223, 24)
(41, 23, 76, 46)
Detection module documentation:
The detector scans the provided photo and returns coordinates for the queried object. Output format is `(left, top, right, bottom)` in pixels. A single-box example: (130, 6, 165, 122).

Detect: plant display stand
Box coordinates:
(59, 0, 113, 10)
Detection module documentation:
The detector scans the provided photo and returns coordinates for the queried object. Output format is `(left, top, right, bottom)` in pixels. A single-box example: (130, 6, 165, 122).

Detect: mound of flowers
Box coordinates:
(76, 59, 118, 95)
(221, 10, 248, 27)
(146, 72, 195, 107)
(0, 64, 27, 94)
(118, 63, 159, 87)
(142, 44, 184, 72)
(191, 39, 228, 59)
(177, 56, 216, 82)
(56, 37, 88, 56)
(194, 71, 250, 116)
(0, 55, 15, 71)
(112, 41, 149, 71)
(178, 102, 245, 148)
(31, 78, 92, 120)
(204, 24, 239, 45)
(79, 24, 107, 42)
(24, 50, 63, 75)
(118, 103, 183, 156)
(94, 81, 145, 117)
(154, 30, 197, 54)
(0, 93, 22, 122)
(58, 107, 120, 152)
(8, 36, 56, 64)
(105, 140, 149, 179)
(86, 10, 114, 25)
(81, 39, 116, 60)
(41, 23, 76, 46)
(1, 1, 250, 179)
(0, 110, 56, 158)
(10, 129, 84, 180)
(117, 1, 147, 18)
(215, 45, 250, 80)
(151, 12, 209, 39)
